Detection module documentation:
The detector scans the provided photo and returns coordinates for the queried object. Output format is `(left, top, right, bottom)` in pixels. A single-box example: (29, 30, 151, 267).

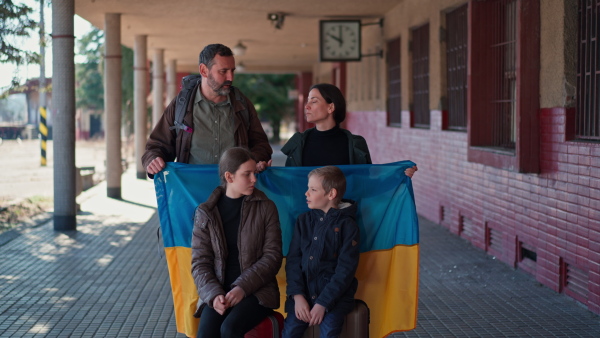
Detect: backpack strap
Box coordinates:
(169, 74, 201, 134)
(232, 86, 250, 129)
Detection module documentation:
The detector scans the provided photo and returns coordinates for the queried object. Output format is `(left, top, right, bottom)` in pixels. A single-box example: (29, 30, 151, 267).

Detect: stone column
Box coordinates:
(152, 49, 164, 127)
(104, 13, 122, 199)
(166, 59, 177, 104)
(134, 35, 148, 179)
(52, 0, 76, 230)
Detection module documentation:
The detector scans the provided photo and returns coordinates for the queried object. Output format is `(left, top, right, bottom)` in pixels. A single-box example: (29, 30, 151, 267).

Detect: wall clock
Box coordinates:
(319, 20, 361, 62)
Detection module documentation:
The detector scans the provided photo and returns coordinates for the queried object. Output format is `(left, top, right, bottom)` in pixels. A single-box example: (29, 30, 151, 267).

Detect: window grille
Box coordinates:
(576, 0, 600, 140)
(387, 37, 402, 126)
(412, 24, 430, 128)
(489, 0, 517, 149)
(446, 4, 468, 130)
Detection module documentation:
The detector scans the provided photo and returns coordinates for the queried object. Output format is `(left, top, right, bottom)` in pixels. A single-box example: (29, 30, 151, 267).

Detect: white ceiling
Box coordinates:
(75, 0, 402, 73)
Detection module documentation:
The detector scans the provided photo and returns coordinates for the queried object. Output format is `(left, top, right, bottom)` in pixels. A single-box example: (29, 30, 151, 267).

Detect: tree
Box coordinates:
(234, 74, 296, 143)
(0, 0, 38, 65)
(75, 28, 104, 110)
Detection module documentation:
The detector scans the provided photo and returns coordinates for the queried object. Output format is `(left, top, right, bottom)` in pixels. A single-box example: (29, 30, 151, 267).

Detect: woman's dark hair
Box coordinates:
(199, 44, 233, 69)
(310, 83, 347, 124)
(218, 147, 256, 186)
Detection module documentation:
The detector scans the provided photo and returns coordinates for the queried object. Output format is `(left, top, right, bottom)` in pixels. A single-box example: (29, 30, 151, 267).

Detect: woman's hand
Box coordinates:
(405, 165, 418, 178)
(294, 295, 311, 323)
(212, 295, 229, 315)
(225, 286, 245, 307)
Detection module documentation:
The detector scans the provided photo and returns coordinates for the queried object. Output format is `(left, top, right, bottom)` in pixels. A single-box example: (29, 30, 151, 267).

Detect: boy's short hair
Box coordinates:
(308, 166, 346, 204)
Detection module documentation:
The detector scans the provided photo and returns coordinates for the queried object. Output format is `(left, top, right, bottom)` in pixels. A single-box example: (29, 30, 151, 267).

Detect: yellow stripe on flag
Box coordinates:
(166, 244, 418, 338)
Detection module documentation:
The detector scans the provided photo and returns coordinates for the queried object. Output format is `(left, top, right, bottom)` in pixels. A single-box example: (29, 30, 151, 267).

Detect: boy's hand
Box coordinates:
(212, 295, 229, 315)
(293, 295, 311, 323)
(309, 304, 326, 326)
(225, 286, 245, 307)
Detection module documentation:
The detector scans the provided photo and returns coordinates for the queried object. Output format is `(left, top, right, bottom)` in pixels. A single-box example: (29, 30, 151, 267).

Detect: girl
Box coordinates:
(191, 147, 283, 338)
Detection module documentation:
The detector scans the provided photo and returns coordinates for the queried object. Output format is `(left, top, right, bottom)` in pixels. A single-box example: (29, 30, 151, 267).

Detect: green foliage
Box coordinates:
(75, 28, 135, 136)
(0, 0, 39, 65)
(234, 73, 296, 142)
(121, 45, 134, 134)
(75, 28, 104, 110)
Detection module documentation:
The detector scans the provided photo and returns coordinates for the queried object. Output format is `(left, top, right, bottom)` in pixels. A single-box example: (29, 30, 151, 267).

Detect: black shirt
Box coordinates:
(217, 194, 244, 290)
(301, 125, 350, 166)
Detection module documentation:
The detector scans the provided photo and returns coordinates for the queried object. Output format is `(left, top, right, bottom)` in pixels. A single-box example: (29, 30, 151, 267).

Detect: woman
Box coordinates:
(191, 147, 283, 338)
(281, 83, 417, 176)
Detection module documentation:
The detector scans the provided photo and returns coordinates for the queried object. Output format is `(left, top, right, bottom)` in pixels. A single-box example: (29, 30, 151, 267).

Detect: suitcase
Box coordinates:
(302, 299, 370, 338)
(245, 311, 284, 338)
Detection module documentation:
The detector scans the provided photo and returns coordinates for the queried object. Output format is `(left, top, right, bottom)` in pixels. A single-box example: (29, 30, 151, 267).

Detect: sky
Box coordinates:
(0, 0, 94, 91)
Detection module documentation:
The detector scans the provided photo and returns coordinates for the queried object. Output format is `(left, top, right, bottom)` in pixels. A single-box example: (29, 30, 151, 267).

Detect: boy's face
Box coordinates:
(306, 175, 336, 213)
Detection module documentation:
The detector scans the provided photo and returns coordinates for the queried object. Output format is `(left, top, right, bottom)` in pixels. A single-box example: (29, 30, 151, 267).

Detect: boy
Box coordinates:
(282, 166, 360, 338)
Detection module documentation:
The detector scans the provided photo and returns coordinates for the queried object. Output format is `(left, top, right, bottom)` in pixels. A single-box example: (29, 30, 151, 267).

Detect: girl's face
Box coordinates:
(225, 159, 257, 198)
(304, 89, 334, 125)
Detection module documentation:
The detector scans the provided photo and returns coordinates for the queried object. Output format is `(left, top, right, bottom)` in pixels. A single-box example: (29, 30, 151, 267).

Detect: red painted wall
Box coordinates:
(345, 107, 600, 314)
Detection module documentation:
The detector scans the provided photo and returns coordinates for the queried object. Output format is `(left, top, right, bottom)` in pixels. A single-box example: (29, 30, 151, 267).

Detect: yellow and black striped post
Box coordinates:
(39, 106, 48, 166)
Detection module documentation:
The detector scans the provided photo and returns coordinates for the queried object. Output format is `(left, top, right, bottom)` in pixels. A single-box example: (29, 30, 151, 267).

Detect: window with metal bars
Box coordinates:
(411, 24, 430, 128)
(576, 0, 600, 140)
(387, 37, 401, 126)
(489, 0, 517, 149)
(446, 4, 468, 131)
(468, 0, 540, 173)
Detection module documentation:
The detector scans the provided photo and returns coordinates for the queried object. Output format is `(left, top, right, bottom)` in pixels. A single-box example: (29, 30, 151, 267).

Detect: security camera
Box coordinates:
(267, 12, 285, 29)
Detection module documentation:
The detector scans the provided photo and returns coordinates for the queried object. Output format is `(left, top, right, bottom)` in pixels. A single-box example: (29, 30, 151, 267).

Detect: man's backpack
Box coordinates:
(169, 74, 250, 134)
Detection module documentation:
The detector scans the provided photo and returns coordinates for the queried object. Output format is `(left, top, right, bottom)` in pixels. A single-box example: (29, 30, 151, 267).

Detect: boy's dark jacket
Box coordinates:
(285, 199, 360, 315)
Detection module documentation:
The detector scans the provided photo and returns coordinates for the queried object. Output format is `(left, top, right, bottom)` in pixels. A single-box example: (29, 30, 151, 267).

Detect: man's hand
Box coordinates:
(256, 159, 272, 172)
(212, 295, 229, 315)
(405, 165, 418, 178)
(224, 286, 245, 307)
(147, 157, 166, 175)
(308, 304, 326, 326)
(293, 295, 311, 323)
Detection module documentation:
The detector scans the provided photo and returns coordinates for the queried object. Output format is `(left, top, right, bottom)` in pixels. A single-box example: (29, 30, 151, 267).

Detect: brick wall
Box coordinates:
(345, 107, 600, 314)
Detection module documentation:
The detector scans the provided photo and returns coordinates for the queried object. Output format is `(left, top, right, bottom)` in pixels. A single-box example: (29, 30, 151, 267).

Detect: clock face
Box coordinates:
(320, 20, 361, 62)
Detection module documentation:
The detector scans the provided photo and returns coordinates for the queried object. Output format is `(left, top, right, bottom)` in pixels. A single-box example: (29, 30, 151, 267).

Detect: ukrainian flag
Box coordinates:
(155, 161, 419, 338)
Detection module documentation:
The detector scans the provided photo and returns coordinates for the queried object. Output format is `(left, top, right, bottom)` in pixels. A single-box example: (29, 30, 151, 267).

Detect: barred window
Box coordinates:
(387, 37, 401, 126)
(576, 0, 600, 140)
(446, 4, 468, 130)
(469, 0, 540, 173)
(490, 0, 517, 149)
(411, 24, 430, 128)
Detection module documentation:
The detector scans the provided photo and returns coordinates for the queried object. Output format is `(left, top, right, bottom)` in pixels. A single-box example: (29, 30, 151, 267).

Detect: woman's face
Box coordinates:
(225, 159, 257, 198)
(305, 88, 334, 125)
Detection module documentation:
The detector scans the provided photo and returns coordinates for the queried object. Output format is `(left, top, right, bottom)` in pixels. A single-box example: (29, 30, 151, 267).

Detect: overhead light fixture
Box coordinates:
(237, 62, 246, 72)
(232, 41, 247, 56)
(267, 12, 285, 30)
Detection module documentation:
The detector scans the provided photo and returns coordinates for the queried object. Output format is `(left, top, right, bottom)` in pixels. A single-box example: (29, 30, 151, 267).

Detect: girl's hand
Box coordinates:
(212, 295, 229, 315)
(225, 286, 245, 307)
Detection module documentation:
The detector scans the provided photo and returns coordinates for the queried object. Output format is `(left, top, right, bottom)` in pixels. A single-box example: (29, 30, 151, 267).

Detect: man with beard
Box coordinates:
(142, 44, 272, 177)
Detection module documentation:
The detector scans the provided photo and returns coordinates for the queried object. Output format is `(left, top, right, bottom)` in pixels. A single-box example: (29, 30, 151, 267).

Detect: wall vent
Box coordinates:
(459, 215, 475, 240)
(486, 225, 503, 254)
(561, 260, 589, 305)
(517, 241, 537, 274)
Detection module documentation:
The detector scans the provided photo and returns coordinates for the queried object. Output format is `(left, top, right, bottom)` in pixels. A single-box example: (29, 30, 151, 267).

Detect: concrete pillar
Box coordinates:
(152, 49, 164, 127)
(134, 35, 148, 179)
(104, 13, 122, 199)
(52, 0, 77, 231)
(166, 59, 177, 104)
